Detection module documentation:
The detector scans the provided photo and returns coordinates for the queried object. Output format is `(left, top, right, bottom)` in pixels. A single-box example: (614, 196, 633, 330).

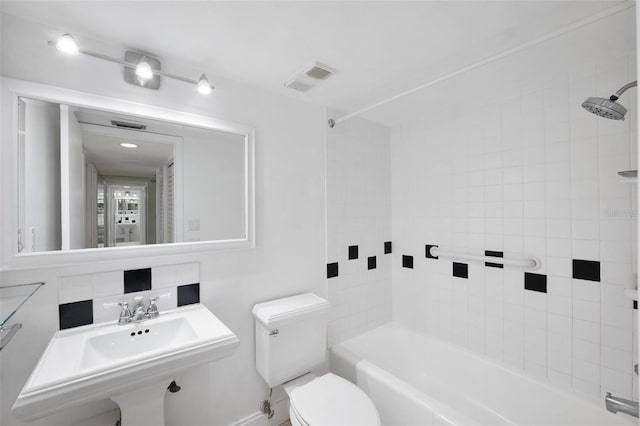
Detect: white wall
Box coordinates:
(325, 113, 392, 346)
(183, 132, 245, 242)
(0, 13, 325, 426)
(22, 99, 61, 252)
(390, 9, 637, 402)
(60, 105, 85, 250)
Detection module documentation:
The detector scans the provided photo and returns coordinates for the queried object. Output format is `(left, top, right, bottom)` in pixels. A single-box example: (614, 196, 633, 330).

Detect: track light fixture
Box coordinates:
(197, 74, 213, 95)
(50, 33, 214, 95)
(55, 33, 79, 55)
(135, 56, 154, 80)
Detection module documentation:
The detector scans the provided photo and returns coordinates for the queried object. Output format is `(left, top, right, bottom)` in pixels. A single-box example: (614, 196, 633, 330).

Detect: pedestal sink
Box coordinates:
(12, 304, 239, 425)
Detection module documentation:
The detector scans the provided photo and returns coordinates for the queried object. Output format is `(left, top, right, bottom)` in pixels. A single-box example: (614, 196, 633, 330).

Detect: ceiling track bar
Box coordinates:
(47, 42, 200, 85)
(328, 1, 635, 128)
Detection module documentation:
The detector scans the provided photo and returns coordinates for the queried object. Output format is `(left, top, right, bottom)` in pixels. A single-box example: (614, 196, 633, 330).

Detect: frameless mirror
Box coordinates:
(17, 97, 247, 252)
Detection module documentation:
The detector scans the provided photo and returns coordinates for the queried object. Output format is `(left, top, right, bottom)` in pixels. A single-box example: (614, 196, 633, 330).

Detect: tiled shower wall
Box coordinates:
(391, 11, 638, 402)
(326, 113, 392, 346)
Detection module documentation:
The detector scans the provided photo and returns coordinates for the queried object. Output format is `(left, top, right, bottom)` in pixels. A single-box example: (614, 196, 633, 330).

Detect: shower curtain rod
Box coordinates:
(327, 1, 634, 128)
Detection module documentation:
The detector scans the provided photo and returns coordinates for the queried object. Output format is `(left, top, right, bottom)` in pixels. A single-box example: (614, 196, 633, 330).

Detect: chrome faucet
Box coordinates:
(131, 298, 147, 321)
(605, 392, 639, 418)
(118, 297, 159, 325)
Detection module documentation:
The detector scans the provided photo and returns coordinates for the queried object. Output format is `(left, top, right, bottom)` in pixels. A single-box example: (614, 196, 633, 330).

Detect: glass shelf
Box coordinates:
(1, 282, 45, 350)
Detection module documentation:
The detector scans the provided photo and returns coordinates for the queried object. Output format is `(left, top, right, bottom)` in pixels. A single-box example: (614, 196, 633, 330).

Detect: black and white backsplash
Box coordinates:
(57, 263, 201, 330)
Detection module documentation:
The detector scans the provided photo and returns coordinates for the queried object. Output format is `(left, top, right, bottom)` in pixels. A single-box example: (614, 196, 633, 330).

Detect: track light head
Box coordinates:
(135, 56, 154, 80)
(56, 33, 79, 55)
(197, 74, 213, 95)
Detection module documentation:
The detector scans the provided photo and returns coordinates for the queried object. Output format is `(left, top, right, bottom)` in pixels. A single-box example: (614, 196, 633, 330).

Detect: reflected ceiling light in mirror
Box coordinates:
(135, 56, 154, 80)
(197, 74, 213, 95)
(120, 142, 138, 149)
(56, 33, 79, 55)
(49, 33, 214, 95)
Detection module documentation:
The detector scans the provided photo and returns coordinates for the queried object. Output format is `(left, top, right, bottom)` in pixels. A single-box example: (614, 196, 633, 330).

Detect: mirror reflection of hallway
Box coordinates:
(111, 186, 145, 247)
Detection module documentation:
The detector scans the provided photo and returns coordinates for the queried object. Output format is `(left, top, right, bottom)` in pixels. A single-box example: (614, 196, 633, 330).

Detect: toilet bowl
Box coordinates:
(285, 373, 380, 426)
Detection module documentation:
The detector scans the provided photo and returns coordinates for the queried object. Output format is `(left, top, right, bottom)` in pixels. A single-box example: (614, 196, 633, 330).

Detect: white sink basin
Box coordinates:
(13, 304, 239, 424)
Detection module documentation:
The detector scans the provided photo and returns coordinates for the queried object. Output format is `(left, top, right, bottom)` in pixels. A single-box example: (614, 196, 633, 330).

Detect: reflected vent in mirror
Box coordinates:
(111, 120, 147, 130)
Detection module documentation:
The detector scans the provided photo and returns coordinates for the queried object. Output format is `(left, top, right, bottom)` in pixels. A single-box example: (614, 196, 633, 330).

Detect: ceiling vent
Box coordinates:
(284, 61, 336, 92)
(111, 119, 147, 130)
(304, 63, 335, 80)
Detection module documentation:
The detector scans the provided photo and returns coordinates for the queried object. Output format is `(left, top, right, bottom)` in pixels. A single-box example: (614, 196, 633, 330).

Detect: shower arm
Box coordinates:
(610, 81, 637, 101)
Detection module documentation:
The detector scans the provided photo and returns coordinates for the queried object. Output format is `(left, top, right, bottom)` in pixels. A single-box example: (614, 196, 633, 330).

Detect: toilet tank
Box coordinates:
(252, 293, 329, 388)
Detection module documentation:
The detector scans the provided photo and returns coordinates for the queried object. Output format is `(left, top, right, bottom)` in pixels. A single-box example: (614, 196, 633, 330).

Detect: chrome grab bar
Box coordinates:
(429, 246, 541, 270)
(605, 392, 639, 418)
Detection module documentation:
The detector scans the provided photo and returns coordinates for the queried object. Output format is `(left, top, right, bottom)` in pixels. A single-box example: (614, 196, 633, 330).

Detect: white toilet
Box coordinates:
(252, 293, 380, 426)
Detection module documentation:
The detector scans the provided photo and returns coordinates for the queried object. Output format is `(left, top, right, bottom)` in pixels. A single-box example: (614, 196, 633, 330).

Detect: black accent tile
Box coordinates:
(59, 300, 93, 330)
(384, 241, 392, 254)
(327, 262, 339, 278)
(426, 244, 439, 259)
(525, 273, 547, 293)
(177, 283, 200, 306)
(368, 256, 376, 270)
(453, 262, 468, 279)
(485, 250, 504, 269)
(124, 268, 152, 293)
(402, 255, 413, 269)
(572, 259, 600, 282)
(348, 245, 359, 260)
(634, 300, 637, 310)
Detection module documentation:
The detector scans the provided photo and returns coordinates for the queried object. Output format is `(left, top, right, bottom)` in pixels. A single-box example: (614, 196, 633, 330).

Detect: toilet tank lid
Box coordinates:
(252, 293, 329, 329)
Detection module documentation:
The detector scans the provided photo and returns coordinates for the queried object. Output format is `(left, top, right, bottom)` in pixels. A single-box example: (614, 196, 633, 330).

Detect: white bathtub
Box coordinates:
(330, 323, 636, 426)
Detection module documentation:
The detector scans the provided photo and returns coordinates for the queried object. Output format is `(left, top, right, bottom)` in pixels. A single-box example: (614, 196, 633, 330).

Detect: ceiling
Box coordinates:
(76, 106, 244, 178)
(0, 1, 629, 121)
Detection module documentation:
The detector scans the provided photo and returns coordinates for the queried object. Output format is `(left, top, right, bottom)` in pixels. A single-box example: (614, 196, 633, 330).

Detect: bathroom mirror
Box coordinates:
(2, 78, 254, 267)
(18, 97, 247, 252)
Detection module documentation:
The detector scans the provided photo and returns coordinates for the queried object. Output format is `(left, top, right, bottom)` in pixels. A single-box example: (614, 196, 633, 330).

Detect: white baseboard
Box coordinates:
(228, 397, 288, 426)
(229, 411, 268, 426)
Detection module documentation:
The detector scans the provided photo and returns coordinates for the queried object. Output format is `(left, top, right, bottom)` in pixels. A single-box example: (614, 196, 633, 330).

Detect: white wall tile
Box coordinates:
(573, 319, 600, 343)
(548, 332, 572, 374)
(602, 345, 632, 373)
(59, 275, 93, 304)
(572, 280, 601, 302)
(388, 12, 635, 408)
(601, 367, 633, 399)
(92, 271, 123, 298)
(573, 358, 600, 383)
(573, 300, 600, 322)
(549, 314, 572, 336)
(152, 265, 178, 289)
(177, 262, 200, 285)
(574, 337, 601, 364)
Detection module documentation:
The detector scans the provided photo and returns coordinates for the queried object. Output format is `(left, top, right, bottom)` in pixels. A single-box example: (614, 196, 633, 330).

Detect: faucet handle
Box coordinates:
(146, 297, 160, 319)
(118, 302, 131, 325)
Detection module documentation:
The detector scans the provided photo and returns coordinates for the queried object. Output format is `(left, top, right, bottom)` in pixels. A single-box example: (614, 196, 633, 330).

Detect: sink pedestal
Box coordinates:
(110, 378, 171, 426)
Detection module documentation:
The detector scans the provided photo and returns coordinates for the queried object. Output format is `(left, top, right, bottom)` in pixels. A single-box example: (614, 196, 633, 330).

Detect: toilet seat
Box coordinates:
(289, 373, 380, 426)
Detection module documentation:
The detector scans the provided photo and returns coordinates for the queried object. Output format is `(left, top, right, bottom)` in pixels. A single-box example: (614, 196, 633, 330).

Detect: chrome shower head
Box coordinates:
(582, 81, 636, 120)
(582, 97, 627, 120)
